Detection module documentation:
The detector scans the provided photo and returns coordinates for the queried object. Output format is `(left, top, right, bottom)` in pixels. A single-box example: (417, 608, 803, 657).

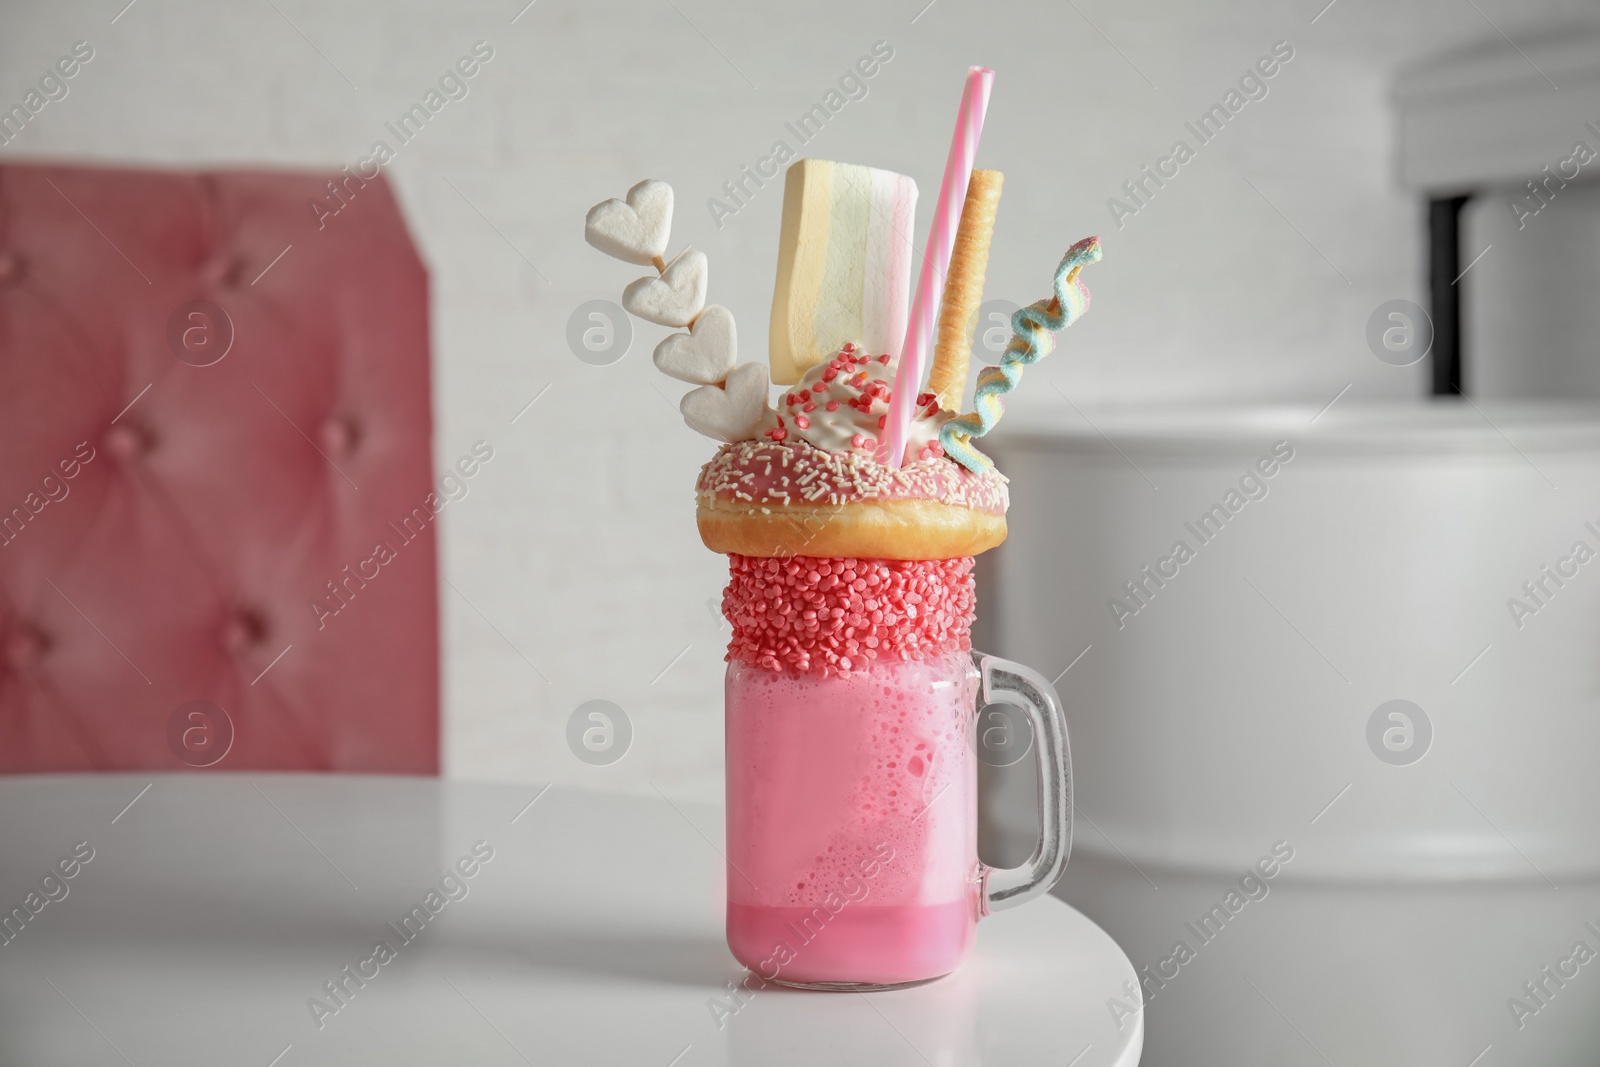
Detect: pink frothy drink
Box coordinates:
(726, 650, 981, 987)
(718, 550, 1076, 990)
(578, 59, 1100, 994)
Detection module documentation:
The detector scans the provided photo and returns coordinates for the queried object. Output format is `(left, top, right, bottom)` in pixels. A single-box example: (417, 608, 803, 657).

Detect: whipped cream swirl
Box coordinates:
(757, 343, 955, 461)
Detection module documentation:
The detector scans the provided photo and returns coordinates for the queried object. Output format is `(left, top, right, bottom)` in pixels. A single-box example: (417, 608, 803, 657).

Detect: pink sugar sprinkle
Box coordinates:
(722, 554, 975, 677)
(825, 400, 840, 412)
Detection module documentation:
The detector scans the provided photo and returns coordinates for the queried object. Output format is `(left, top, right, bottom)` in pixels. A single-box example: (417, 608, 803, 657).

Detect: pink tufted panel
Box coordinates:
(0, 162, 438, 774)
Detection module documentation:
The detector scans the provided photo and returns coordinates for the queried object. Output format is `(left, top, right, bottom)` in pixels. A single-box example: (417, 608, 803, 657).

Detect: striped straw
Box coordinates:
(881, 65, 994, 468)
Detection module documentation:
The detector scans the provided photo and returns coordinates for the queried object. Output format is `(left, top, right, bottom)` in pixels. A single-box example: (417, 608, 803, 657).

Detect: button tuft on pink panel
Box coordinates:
(105, 422, 149, 460)
(4, 626, 48, 672)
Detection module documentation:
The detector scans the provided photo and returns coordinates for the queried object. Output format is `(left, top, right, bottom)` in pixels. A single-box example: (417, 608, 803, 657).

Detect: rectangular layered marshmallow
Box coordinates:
(768, 160, 918, 385)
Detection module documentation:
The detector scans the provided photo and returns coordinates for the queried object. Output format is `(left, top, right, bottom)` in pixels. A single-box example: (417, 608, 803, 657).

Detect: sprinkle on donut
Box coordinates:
(697, 438, 1009, 514)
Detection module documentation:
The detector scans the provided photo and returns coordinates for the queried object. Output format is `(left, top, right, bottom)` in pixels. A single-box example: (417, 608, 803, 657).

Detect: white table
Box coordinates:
(0, 775, 1142, 1066)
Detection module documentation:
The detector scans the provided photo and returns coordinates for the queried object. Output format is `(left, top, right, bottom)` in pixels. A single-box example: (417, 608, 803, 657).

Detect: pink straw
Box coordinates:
(881, 65, 994, 468)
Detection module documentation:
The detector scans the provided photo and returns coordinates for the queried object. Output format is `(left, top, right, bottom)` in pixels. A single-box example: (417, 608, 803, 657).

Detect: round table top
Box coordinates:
(0, 774, 1142, 1067)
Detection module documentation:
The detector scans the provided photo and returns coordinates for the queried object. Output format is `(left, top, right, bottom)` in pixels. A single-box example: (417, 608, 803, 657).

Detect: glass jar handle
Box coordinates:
(974, 651, 1073, 914)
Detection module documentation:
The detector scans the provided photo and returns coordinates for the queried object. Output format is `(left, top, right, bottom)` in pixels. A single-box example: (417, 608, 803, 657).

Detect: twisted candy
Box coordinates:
(939, 236, 1102, 473)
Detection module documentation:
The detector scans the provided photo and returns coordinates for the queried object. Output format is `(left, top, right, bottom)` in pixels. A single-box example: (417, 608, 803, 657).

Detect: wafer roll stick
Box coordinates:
(928, 169, 1003, 412)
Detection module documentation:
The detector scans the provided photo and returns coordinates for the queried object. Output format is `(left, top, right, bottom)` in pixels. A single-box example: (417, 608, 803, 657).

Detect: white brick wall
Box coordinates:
(4, 0, 1596, 801)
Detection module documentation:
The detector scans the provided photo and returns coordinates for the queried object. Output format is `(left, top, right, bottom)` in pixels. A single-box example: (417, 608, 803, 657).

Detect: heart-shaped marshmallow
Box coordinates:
(584, 179, 673, 265)
(653, 305, 737, 385)
(622, 248, 707, 328)
(680, 362, 770, 443)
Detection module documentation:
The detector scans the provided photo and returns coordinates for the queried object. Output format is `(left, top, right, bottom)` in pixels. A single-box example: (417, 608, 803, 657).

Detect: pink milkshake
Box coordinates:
(581, 144, 1096, 992)
(725, 651, 980, 987)
(719, 551, 985, 988)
